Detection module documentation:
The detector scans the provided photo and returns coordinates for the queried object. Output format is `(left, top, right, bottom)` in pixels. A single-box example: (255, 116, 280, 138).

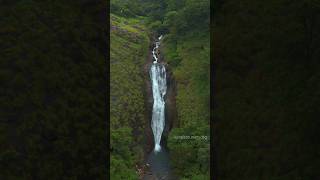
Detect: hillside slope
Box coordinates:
(162, 21, 210, 180)
(110, 14, 150, 179)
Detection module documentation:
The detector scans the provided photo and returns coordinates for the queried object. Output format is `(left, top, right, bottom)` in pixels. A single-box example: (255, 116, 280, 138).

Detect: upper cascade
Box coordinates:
(152, 35, 162, 63)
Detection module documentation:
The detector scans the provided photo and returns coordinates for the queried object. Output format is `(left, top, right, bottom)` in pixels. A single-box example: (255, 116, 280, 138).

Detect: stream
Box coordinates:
(150, 35, 166, 152)
(143, 35, 174, 180)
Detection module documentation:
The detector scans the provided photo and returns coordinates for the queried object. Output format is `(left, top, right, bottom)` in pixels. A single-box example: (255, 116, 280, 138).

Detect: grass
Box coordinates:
(110, 13, 150, 179)
(162, 30, 210, 179)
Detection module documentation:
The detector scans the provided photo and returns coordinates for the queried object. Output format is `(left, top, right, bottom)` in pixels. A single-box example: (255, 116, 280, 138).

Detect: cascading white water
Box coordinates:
(150, 35, 166, 152)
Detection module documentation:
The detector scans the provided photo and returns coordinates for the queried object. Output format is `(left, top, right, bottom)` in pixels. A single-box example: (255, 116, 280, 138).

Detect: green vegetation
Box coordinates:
(161, 1, 210, 179)
(0, 1, 107, 179)
(110, 0, 210, 179)
(163, 31, 210, 179)
(110, 14, 150, 179)
(214, 0, 320, 179)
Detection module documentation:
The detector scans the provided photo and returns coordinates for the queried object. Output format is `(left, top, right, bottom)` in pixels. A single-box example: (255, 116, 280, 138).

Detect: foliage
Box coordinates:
(110, 13, 150, 179)
(110, 127, 138, 180)
(148, 20, 168, 35)
(110, 0, 142, 17)
(110, 0, 211, 179)
(161, 1, 211, 179)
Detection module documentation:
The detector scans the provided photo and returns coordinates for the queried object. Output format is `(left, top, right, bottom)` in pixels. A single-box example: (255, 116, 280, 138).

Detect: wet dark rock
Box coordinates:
(162, 64, 177, 146)
(143, 35, 176, 154)
(143, 42, 155, 154)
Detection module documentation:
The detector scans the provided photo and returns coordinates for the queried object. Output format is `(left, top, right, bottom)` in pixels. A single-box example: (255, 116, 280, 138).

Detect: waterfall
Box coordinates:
(150, 35, 166, 152)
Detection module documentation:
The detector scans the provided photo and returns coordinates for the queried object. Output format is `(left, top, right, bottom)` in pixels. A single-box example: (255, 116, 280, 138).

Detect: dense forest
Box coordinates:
(110, 0, 210, 179)
(214, 0, 320, 179)
(160, 1, 210, 179)
(0, 1, 107, 179)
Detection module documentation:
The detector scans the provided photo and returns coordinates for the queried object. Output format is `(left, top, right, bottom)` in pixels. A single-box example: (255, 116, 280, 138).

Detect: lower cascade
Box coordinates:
(150, 35, 166, 152)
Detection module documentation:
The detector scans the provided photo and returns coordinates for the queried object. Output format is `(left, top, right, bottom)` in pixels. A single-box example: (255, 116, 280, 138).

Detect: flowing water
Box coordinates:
(144, 35, 174, 180)
(150, 35, 166, 152)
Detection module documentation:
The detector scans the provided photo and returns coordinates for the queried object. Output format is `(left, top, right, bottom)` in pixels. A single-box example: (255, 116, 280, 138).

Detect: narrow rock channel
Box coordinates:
(142, 35, 177, 180)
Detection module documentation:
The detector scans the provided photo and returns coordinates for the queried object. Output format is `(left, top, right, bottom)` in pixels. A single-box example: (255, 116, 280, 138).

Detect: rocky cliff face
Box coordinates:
(143, 37, 177, 154)
(162, 63, 177, 148)
(143, 40, 155, 154)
